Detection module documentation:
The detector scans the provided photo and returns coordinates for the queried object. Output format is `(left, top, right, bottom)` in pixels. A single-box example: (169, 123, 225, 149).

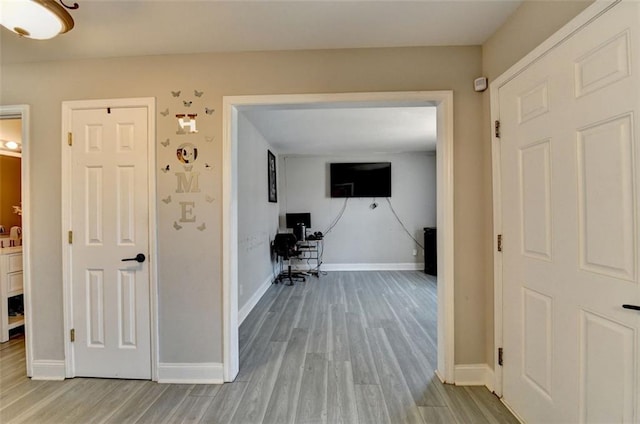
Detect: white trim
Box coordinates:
(223, 90, 455, 383)
(454, 363, 495, 392)
(490, 70, 504, 398)
(0, 105, 33, 377)
(31, 360, 66, 380)
(61, 102, 72, 377)
(61, 97, 158, 380)
(238, 275, 273, 325)
(147, 101, 160, 382)
(222, 100, 239, 381)
(157, 362, 224, 384)
(500, 398, 526, 424)
(318, 263, 425, 271)
(21, 107, 32, 378)
(489, 0, 619, 398)
(437, 91, 455, 384)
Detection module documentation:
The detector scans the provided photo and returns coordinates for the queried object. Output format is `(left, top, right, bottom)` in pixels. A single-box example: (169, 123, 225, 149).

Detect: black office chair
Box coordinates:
(273, 233, 306, 286)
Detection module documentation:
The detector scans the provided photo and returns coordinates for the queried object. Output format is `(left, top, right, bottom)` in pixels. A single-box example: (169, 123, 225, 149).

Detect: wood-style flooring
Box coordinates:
(0, 271, 518, 423)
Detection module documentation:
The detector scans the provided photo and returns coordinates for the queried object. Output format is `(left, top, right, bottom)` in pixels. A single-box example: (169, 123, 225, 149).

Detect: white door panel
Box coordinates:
(70, 107, 151, 379)
(500, 2, 640, 422)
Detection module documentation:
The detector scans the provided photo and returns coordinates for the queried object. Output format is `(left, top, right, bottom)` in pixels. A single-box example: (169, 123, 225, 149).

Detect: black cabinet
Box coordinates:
(424, 227, 437, 276)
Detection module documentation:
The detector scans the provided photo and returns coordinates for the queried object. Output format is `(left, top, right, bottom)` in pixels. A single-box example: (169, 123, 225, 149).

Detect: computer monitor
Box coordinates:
(286, 213, 311, 229)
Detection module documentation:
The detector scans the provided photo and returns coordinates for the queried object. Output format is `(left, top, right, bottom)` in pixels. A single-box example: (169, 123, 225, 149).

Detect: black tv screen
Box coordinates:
(330, 162, 391, 198)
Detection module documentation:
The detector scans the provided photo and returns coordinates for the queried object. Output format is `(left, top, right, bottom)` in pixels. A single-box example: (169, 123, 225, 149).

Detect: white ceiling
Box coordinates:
(241, 105, 436, 155)
(0, 0, 522, 64)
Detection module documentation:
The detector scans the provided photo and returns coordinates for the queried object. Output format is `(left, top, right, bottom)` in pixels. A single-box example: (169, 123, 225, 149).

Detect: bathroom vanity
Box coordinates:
(0, 246, 23, 342)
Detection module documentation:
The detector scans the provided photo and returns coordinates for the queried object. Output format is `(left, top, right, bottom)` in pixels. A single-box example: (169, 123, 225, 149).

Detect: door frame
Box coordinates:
(490, 0, 620, 397)
(222, 90, 455, 383)
(0, 104, 32, 376)
(61, 98, 159, 379)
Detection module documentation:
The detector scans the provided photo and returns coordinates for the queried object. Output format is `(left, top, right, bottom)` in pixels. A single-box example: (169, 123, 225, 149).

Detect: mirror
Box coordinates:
(0, 116, 22, 235)
(0, 117, 22, 157)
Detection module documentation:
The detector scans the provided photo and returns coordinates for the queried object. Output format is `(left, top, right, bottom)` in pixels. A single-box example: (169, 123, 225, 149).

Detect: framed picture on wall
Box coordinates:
(267, 150, 277, 203)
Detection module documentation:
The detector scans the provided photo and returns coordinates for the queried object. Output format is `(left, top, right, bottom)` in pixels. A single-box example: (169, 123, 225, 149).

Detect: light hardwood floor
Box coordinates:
(0, 271, 518, 423)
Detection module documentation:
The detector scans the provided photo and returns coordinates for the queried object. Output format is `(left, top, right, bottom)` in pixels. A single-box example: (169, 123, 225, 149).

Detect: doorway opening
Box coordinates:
(0, 105, 31, 376)
(222, 91, 454, 383)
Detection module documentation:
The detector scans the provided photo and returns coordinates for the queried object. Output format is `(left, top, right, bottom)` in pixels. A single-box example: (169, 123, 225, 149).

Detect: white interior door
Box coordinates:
(500, 2, 640, 422)
(69, 106, 151, 379)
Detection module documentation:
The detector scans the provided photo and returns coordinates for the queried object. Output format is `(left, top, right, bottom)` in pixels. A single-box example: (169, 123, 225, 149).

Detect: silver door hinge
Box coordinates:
(498, 347, 503, 366)
(495, 120, 501, 138)
(68, 132, 73, 146)
(497, 234, 503, 252)
(70, 329, 75, 342)
(68, 231, 73, 244)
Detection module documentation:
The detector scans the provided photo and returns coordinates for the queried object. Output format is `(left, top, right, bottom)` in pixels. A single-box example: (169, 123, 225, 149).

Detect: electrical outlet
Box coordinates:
(412, 249, 417, 256)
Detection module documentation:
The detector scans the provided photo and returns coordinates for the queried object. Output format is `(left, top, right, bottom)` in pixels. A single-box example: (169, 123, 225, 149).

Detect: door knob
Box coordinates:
(622, 304, 640, 311)
(121, 253, 146, 263)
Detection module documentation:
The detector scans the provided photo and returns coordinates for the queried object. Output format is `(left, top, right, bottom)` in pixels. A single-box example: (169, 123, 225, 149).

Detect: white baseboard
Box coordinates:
(157, 362, 224, 384)
(321, 262, 424, 271)
(454, 363, 494, 392)
(238, 275, 273, 325)
(31, 360, 66, 380)
(500, 398, 526, 424)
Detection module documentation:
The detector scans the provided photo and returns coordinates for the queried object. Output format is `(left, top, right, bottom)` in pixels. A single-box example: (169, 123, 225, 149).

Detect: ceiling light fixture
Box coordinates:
(0, 0, 79, 40)
(4, 141, 19, 150)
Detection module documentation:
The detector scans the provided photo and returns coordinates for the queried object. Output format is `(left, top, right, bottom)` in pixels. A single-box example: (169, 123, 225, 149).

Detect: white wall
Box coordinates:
(237, 114, 279, 311)
(280, 152, 435, 266)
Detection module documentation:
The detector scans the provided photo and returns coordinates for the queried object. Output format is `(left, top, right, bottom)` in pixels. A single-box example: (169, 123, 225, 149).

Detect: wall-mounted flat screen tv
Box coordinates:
(330, 162, 391, 198)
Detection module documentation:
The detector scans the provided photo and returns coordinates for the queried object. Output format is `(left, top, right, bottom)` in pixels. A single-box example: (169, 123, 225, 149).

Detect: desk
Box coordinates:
(295, 239, 323, 276)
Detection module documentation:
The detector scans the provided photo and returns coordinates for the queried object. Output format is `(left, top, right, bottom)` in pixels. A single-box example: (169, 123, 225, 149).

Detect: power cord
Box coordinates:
(385, 197, 425, 249)
(323, 197, 349, 235)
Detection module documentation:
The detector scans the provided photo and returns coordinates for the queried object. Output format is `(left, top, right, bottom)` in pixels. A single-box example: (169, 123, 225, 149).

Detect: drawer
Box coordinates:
(8, 272, 23, 295)
(8, 254, 23, 273)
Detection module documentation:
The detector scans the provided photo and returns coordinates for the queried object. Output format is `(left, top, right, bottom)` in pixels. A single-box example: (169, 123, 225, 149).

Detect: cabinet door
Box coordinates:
(8, 272, 23, 296)
(8, 254, 22, 273)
